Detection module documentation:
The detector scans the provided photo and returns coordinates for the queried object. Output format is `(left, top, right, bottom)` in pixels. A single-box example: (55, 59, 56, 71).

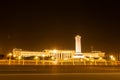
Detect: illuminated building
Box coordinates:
(13, 48, 75, 60)
(12, 35, 105, 61)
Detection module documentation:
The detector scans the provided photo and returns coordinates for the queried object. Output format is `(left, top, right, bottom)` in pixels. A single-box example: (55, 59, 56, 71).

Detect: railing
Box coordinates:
(0, 60, 119, 65)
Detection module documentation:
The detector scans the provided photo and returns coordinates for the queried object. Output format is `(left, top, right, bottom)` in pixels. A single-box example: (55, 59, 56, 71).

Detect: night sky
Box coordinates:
(0, 0, 119, 54)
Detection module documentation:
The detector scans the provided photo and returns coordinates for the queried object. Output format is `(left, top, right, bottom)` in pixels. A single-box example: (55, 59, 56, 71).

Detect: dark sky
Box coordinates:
(0, 0, 119, 54)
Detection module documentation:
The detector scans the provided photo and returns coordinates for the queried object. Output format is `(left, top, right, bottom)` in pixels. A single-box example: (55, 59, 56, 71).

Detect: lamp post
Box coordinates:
(53, 49, 57, 63)
(42, 54, 45, 65)
(110, 55, 116, 65)
(18, 56, 21, 64)
(34, 56, 39, 65)
(8, 53, 12, 65)
(110, 55, 116, 61)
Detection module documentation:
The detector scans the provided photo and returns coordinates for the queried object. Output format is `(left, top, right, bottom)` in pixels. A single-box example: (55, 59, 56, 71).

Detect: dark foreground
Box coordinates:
(0, 65, 120, 80)
(0, 73, 120, 80)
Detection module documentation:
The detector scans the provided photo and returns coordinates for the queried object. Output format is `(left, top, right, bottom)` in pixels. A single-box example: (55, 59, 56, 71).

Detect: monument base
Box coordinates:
(73, 53, 84, 58)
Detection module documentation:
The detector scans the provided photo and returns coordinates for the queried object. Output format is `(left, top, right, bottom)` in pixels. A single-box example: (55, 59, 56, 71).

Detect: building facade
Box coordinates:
(12, 35, 105, 60)
(13, 48, 105, 60)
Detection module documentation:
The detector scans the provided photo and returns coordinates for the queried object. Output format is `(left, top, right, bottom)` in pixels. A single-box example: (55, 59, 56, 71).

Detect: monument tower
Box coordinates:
(75, 35, 81, 54)
(73, 35, 84, 58)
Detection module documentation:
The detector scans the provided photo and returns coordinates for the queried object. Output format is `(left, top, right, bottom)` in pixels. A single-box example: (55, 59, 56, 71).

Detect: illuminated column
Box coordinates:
(75, 35, 81, 54)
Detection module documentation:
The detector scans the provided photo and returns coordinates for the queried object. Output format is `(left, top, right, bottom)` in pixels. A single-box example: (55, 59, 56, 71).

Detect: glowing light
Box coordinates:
(42, 54, 45, 57)
(110, 55, 113, 58)
(51, 57, 55, 60)
(8, 53, 12, 56)
(110, 55, 116, 61)
(112, 57, 116, 61)
(34, 56, 39, 60)
(53, 49, 57, 53)
(73, 54, 84, 58)
(13, 55, 16, 57)
(85, 58, 89, 61)
(99, 57, 102, 60)
(64, 58, 68, 60)
(18, 56, 22, 60)
(53, 59, 58, 65)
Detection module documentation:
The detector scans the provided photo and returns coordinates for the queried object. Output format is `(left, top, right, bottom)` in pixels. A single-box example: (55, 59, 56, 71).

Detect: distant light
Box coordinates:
(8, 53, 12, 56)
(42, 54, 45, 57)
(99, 57, 102, 60)
(51, 57, 55, 60)
(85, 58, 89, 61)
(109, 55, 116, 61)
(34, 56, 39, 60)
(13, 55, 16, 57)
(73, 56, 84, 58)
(112, 57, 116, 61)
(53, 59, 58, 65)
(73, 54, 84, 58)
(53, 49, 57, 53)
(18, 56, 22, 60)
(110, 55, 113, 58)
(64, 58, 68, 60)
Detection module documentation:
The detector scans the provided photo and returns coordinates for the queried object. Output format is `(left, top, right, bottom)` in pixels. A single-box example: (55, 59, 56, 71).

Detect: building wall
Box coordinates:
(13, 48, 105, 60)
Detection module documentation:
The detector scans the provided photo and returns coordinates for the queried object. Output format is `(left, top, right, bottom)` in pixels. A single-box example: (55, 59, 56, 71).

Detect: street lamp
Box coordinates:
(42, 54, 45, 65)
(52, 49, 57, 60)
(8, 53, 12, 58)
(13, 54, 16, 58)
(110, 55, 116, 61)
(53, 49, 57, 53)
(34, 56, 38, 60)
(109, 55, 116, 65)
(99, 57, 102, 60)
(18, 56, 22, 64)
(51, 56, 55, 60)
(34, 56, 39, 65)
(53, 59, 58, 65)
(8, 53, 12, 65)
(18, 56, 22, 60)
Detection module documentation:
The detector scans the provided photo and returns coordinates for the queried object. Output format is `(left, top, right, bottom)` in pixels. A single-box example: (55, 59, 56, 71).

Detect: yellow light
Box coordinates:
(18, 56, 21, 60)
(90, 59, 94, 62)
(64, 58, 68, 60)
(85, 58, 89, 61)
(110, 55, 113, 58)
(99, 57, 102, 60)
(110, 55, 116, 61)
(53, 59, 58, 65)
(112, 57, 116, 61)
(13, 55, 16, 57)
(80, 59, 83, 62)
(34, 56, 38, 60)
(8, 53, 12, 56)
(42, 54, 45, 57)
(53, 49, 57, 53)
(51, 57, 55, 60)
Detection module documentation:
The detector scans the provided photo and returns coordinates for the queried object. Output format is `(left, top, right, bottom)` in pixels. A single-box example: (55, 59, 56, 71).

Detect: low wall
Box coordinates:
(0, 65, 120, 74)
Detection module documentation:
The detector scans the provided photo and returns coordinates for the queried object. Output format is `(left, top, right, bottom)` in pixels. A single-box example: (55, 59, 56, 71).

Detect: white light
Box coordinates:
(73, 56, 84, 58)
(53, 49, 57, 53)
(42, 54, 45, 57)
